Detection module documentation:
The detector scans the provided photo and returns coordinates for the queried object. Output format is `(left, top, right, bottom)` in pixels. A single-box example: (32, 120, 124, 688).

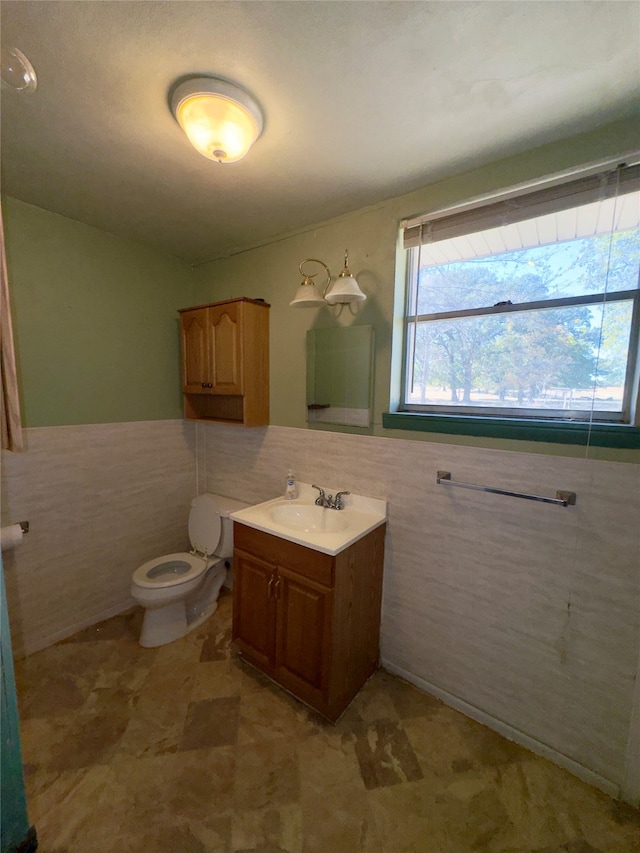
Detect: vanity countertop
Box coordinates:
(230, 483, 387, 556)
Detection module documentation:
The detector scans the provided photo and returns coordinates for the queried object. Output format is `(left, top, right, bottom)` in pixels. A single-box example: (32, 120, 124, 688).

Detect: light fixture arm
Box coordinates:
(298, 258, 331, 296)
(299, 259, 332, 296)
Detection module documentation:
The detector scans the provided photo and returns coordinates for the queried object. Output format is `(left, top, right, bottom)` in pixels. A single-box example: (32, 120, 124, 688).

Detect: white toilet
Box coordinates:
(130, 493, 248, 647)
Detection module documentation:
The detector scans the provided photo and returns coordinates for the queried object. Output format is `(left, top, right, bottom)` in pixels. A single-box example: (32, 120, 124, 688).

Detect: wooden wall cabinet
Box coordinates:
(232, 522, 386, 721)
(178, 297, 269, 426)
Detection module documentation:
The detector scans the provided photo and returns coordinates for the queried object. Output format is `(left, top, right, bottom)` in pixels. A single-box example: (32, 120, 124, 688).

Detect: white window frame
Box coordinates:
(400, 160, 640, 425)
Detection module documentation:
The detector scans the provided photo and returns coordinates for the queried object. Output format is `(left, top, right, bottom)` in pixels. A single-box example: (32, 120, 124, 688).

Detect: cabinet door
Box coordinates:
(275, 568, 332, 704)
(232, 550, 277, 671)
(209, 302, 243, 395)
(180, 309, 210, 392)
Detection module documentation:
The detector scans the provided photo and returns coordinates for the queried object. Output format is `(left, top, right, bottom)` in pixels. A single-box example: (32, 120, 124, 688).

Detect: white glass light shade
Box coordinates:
(290, 281, 326, 307)
(324, 274, 366, 304)
(171, 78, 263, 163)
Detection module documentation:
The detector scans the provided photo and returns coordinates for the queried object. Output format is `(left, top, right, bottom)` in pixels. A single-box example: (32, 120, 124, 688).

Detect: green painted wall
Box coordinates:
(2, 197, 192, 427)
(190, 118, 640, 461)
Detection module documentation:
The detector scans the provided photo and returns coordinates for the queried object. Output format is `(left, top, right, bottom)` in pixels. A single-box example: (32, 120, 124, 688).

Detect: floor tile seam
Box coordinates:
(134, 676, 201, 710)
(45, 700, 138, 732)
(114, 735, 184, 763)
(17, 706, 92, 723)
(113, 715, 189, 745)
(19, 710, 105, 750)
(234, 728, 306, 751)
(16, 672, 105, 697)
(113, 717, 190, 758)
(59, 635, 130, 645)
(112, 741, 237, 766)
(131, 694, 196, 718)
(92, 659, 156, 674)
(42, 753, 118, 778)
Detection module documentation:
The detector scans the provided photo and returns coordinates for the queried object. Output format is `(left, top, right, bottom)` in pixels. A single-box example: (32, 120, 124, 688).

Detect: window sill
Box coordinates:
(382, 412, 640, 448)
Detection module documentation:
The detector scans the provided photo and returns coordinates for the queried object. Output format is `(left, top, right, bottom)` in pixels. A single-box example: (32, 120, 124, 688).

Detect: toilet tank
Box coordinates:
(208, 494, 250, 558)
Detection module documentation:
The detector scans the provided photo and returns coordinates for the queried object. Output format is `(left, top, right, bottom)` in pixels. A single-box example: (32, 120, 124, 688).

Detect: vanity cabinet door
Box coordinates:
(274, 568, 332, 707)
(232, 549, 277, 671)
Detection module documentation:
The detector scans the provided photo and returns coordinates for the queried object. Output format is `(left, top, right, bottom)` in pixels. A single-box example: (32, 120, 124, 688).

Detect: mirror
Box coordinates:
(306, 325, 374, 427)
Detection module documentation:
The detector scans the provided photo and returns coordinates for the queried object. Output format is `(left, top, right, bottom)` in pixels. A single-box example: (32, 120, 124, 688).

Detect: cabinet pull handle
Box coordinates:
(274, 578, 281, 599)
(267, 575, 275, 598)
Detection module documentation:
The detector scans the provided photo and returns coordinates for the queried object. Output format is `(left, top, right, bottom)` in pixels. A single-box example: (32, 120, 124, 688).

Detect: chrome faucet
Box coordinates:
(312, 485, 350, 510)
(312, 485, 329, 507)
(332, 491, 350, 510)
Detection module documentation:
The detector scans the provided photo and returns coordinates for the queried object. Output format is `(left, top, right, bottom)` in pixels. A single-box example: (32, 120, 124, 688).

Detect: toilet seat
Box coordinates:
(132, 551, 214, 590)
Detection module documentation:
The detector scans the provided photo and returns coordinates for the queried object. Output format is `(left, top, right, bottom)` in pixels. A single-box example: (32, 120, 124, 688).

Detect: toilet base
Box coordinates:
(139, 601, 189, 648)
(137, 565, 227, 647)
(186, 599, 219, 634)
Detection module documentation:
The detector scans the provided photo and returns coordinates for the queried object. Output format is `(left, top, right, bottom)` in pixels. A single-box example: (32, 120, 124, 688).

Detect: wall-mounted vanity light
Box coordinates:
(171, 76, 263, 163)
(289, 251, 366, 308)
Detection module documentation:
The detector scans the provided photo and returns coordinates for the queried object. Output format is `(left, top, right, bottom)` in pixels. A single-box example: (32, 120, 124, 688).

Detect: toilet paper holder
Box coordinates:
(1, 520, 29, 551)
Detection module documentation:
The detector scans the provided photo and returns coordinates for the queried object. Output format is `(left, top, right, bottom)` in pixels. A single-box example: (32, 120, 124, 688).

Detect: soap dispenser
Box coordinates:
(285, 468, 298, 500)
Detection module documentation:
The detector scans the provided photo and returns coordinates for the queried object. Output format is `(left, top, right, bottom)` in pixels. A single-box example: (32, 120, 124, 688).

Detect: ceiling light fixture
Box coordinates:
(171, 77, 263, 163)
(290, 251, 367, 308)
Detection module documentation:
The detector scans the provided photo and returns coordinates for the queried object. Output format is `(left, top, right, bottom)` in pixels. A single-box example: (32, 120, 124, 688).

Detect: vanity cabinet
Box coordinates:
(232, 522, 385, 721)
(178, 297, 269, 426)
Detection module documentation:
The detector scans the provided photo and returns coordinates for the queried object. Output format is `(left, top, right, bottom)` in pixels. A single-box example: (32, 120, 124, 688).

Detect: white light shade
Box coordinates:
(171, 78, 263, 163)
(290, 281, 326, 307)
(325, 274, 366, 304)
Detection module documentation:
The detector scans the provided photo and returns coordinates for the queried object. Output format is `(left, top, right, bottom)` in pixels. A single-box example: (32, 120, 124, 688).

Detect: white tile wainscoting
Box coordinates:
(1, 420, 196, 658)
(2, 419, 638, 803)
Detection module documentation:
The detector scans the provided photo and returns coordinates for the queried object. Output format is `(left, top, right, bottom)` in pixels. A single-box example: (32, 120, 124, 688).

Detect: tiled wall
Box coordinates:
(2, 418, 638, 798)
(195, 422, 640, 797)
(1, 420, 196, 657)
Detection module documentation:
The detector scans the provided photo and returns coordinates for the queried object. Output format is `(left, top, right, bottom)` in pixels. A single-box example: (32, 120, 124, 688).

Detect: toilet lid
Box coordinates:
(189, 494, 222, 555)
(132, 552, 209, 589)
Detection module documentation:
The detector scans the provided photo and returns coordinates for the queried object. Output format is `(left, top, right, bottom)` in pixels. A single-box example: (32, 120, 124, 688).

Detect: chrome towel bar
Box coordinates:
(436, 471, 576, 507)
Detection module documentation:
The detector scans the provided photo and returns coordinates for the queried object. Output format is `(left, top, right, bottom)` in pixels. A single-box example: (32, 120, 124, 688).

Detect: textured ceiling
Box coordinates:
(1, 1, 639, 265)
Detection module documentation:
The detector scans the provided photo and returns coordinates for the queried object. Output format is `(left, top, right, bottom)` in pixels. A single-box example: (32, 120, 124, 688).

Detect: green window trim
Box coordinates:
(382, 412, 640, 448)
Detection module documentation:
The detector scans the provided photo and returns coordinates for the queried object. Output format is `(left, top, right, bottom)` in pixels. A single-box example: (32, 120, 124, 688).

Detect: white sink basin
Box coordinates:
(231, 483, 387, 555)
(269, 502, 349, 534)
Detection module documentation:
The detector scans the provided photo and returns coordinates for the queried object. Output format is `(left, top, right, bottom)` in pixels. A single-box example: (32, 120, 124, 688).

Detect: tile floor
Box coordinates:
(14, 590, 640, 853)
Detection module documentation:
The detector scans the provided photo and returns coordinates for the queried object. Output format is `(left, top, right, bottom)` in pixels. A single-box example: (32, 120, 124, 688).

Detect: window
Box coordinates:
(400, 163, 640, 424)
